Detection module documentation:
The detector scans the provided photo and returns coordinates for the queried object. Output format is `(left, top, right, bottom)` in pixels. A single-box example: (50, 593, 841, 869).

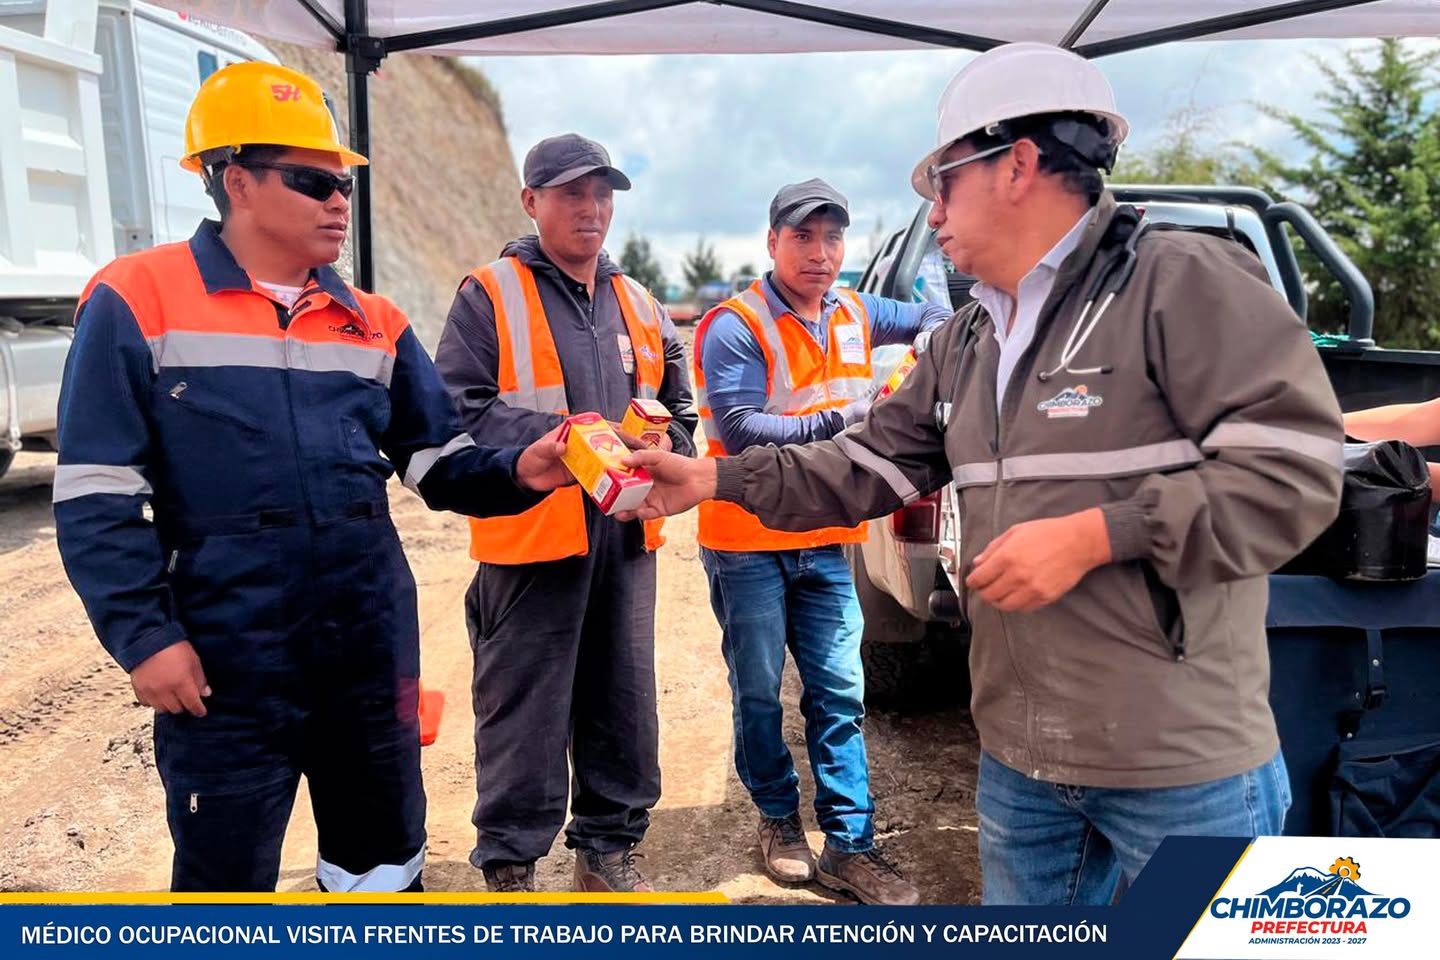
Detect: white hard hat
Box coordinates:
(911, 42, 1129, 200)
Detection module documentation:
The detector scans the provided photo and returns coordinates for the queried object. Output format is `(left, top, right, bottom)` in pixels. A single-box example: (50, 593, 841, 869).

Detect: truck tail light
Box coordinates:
(890, 491, 941, 543)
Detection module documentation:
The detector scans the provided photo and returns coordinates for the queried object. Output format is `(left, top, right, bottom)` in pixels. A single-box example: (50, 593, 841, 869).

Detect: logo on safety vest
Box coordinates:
(1037, 385, 1103, 419)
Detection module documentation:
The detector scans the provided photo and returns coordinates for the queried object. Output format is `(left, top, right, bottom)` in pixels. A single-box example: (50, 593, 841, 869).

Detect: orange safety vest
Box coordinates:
(464, 257, 668, 565)
(693, 281, 872, 551)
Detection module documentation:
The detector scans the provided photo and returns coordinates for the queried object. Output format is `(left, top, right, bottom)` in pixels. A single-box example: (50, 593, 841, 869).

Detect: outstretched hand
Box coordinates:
(616, 450, 718, 521)
(515, 425, 574, 492)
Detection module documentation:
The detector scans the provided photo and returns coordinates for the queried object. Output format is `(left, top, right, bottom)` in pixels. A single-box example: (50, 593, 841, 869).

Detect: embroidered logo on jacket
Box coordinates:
(1037, 385, 1103, 419)
(328, 319, 384, 342)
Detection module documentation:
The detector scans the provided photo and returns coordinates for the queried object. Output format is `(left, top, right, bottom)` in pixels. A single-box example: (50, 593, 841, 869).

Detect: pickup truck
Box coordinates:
(0, 0, 271, 479)
(849, 184, 1440, 706)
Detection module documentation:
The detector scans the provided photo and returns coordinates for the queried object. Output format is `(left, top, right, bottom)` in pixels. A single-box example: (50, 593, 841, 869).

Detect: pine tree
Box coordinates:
(619, 233, 666, 294)
(1111, 104, 1259, 185)
(681, 237, 724, 295)
(1255, 40, 1440, 347)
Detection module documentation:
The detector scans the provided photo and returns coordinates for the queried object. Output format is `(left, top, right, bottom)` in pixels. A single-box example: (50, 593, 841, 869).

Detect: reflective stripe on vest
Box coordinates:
(693, 282, 871, 552)
(472, 258, 569, 414)
(467, 258, 668, 564)
(611, 273, 666, 400)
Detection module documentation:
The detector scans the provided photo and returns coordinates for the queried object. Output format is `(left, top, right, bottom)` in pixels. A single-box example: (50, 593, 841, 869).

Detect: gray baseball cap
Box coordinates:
(523, 133, 632, 190)
(769, 178, 850, 229)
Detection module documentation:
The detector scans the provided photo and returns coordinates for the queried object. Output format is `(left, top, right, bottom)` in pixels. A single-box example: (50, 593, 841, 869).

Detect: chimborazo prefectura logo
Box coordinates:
(1037, 384, 1103, 419)
(1209, 856, 1411, 942)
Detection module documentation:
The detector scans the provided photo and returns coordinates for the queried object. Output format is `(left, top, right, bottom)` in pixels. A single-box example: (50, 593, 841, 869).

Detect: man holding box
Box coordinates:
(691, 179, 949, 904)
(435, 133, 697, 893)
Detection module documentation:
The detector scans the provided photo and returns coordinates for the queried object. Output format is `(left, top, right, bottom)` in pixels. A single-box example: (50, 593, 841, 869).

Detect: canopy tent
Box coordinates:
(149, 0, 1440, 289)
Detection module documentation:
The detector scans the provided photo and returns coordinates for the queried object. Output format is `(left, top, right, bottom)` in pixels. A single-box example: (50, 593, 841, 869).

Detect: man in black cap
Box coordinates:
(435, 133, 697, 893)
(690, 179, 947, 904)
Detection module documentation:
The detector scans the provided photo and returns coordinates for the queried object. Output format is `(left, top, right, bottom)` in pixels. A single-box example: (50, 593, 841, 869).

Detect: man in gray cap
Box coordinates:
(434, 133, 697, 893)
(689, 179, 947, 904)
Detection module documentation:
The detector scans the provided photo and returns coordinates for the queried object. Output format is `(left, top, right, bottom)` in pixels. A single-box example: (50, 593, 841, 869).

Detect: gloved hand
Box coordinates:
(913, 329, 934, 356)
(840, 396, 873, 427)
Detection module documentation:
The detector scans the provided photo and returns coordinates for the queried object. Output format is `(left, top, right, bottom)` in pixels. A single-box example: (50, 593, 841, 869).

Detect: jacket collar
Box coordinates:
(761, 272, 842, 326)
(187, 219, 362, 315)
(1051, 191, 1121, 297)
(502, 234, 622, 286)
(959, 191, 1121, 345)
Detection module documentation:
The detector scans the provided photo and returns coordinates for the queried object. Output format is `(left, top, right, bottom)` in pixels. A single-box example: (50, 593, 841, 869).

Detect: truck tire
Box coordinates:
(860, 626, 969, 712)
(0, 446, 13, 481)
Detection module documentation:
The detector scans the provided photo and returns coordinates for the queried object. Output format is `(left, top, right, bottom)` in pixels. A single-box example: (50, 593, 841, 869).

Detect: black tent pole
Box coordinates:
(343, 0, 383, 291)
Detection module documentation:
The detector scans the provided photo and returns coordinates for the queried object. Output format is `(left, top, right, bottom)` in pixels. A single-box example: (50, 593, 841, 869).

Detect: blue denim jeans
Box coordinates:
(701, 545, 874, 852)
(976, 750, 1292, 905)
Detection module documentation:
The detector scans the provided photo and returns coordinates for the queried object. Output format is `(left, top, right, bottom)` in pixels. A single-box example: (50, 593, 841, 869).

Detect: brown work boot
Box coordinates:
(573, 846, 655, 893)
(816, 846, 921, 906)
(757, 813, 816, 883)
(481, 860, 536, 893)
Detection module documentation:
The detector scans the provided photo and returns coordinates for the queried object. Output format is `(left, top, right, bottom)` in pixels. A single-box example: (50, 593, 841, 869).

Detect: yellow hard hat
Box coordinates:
(181, 61, 367, 173)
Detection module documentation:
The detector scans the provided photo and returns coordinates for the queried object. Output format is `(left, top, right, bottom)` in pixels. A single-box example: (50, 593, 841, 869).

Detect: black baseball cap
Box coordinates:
(523, 133, 632, 190)
(769, 178, 850, 229)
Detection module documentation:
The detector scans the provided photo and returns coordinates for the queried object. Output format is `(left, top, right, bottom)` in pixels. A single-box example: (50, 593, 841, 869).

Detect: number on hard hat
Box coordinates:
(181, 61, 367, 175)
(911, 42, 1129, 200)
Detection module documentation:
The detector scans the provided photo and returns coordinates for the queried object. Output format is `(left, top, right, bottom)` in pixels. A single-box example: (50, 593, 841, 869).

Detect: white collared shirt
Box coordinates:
(971, 210, 1093, 410)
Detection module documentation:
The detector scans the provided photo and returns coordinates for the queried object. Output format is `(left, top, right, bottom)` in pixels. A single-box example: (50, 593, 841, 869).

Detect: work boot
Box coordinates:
(573, 846, 655, 893)
(757, 813, 816, 883)
(481, 861, 536, 893)
(816, 846, 921, 906)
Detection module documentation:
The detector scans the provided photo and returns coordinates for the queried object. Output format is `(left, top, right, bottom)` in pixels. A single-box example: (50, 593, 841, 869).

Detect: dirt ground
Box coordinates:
(0, 449, 982, 903)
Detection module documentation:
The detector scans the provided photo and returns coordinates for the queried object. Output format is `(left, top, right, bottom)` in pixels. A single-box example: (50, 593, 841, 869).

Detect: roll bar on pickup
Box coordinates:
(1110, 186, 1374, 347)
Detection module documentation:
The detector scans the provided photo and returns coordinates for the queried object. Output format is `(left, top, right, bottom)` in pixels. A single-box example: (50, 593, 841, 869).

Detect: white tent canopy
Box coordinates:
(152, 1, 1440, 57)
(149, 0, 1440, 288)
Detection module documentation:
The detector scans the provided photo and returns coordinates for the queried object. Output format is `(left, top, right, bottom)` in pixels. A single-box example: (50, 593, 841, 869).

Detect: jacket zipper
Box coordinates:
(167, 382, 265, 434)
(987, 331, 1038, 775)
(584, 287, 603, 397)
(272, 301, 314, 526)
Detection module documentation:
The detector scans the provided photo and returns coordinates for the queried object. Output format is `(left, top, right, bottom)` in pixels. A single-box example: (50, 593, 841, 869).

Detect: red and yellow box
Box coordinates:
(559, 412, 653, 515)
(876, 347, 919, 400)
(619, 398, 673, 448)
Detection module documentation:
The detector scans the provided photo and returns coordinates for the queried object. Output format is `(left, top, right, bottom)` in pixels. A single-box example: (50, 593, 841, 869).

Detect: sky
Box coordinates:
(470, 38, 1378, 287)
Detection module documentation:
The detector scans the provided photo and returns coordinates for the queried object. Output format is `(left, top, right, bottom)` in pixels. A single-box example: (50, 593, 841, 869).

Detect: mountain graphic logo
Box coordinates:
(1037, 384, 1103, 419)
(1257, 857, 1374, 900)
(1208, 853, 1411, 926)
(328, 319, 384, 342)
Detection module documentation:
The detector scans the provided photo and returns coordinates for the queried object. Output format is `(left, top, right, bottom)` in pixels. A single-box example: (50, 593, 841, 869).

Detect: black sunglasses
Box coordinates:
(238, 162, 354, 201)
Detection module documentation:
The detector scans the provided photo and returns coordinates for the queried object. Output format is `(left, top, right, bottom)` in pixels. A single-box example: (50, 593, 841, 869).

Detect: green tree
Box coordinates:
(1253, 40, 1440, 348)
(682, 236, 724, 295)
(1111, 104, 1260, 185)
(619, 233, 666, 294)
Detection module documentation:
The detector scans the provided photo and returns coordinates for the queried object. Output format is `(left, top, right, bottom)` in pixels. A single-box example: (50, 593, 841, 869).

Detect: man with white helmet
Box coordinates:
(619, 43, 1345, 904)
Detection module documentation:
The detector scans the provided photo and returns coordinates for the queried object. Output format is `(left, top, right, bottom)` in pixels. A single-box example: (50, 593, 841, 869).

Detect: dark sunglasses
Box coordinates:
(239, 162, 354, 201)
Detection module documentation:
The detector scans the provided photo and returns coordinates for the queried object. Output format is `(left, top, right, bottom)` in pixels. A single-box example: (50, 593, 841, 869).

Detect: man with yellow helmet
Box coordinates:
(53, 62, 574, 892)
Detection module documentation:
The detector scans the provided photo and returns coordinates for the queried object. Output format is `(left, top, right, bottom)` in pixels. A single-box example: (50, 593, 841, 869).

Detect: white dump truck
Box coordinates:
(0, 0, 270, 478)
